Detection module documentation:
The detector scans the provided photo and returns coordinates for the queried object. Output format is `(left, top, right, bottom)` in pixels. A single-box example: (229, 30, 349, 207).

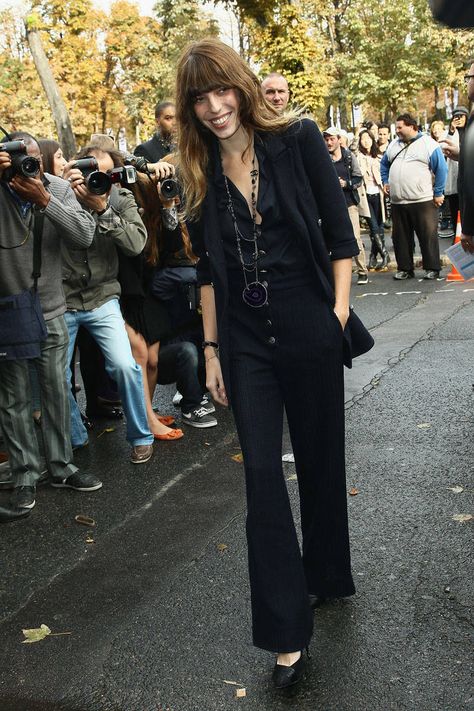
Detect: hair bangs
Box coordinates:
(183, 51, 235, 105)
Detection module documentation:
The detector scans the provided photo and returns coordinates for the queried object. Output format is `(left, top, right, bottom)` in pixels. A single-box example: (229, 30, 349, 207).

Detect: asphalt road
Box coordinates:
(1, 254, 473, 711)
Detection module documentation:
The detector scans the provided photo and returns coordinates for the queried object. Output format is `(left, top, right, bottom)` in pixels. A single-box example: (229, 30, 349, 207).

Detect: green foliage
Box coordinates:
(248, 1, 331, 115)
(0, 0, 217, 146)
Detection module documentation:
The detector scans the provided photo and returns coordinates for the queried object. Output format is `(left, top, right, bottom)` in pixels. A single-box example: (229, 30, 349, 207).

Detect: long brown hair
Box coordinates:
(131, 170, 196, 267)
(37, 138, 61, 175)
(175, 38, 297, 220)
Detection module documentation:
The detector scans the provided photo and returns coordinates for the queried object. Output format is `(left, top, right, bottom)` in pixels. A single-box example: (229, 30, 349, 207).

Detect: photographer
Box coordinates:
(62, 146, 159, 464)
(0, 131, 102, 522)
(130, 167, 217, 429)
(134, 101, 176, 163)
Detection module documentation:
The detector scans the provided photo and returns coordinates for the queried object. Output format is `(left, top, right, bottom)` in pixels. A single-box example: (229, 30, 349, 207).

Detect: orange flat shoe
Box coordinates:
(154, 428, 184, 441)
(158, 415, 175, 426)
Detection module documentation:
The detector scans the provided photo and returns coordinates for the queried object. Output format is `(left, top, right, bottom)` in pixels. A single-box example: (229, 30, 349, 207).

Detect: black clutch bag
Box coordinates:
(342, 306, 374, 369)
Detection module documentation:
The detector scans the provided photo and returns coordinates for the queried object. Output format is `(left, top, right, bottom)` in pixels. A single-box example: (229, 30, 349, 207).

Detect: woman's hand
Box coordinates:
(205, 355, 228, 407)
(334, 304, 350, 331)
(148, 161, 175, 180)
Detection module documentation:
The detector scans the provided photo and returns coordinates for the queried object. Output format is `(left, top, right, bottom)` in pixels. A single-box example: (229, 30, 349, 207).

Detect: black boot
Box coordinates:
(368, 236, 378, 270)
(375, 233, 389, 270)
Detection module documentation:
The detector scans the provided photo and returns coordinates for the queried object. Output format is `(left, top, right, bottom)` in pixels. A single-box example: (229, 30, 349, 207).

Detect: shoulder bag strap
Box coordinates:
(32, 210, 45, 291)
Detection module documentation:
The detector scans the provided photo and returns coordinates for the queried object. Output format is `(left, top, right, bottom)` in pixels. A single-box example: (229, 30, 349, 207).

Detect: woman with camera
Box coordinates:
(175, 38, 364, 688)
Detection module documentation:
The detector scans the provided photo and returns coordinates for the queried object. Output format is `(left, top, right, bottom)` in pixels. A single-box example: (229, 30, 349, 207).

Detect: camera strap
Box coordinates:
(32, 210, 44, 291)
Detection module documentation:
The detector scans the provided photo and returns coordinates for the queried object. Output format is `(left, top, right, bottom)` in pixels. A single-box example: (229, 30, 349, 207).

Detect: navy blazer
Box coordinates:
(188, 119, 360, 390)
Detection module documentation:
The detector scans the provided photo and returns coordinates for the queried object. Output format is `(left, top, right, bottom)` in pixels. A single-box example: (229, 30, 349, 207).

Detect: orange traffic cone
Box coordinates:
(446, 211, 465, 282)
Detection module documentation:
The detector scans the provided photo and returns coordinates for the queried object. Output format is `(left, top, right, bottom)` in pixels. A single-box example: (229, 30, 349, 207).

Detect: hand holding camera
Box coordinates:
(0, 141, 49, 208)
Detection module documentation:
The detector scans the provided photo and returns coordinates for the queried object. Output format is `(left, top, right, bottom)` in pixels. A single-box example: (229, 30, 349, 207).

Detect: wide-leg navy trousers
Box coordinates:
(227, 279, 355, 653)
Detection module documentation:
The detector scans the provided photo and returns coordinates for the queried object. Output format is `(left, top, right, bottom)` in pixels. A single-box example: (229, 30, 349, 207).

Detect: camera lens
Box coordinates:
(160, 178, 179, 199)
(19, 156, 40, 178)
(86, 171, 111, 195)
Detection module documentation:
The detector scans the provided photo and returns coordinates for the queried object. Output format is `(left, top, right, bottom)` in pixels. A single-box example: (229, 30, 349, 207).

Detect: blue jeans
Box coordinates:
(64, 299, 153, 447)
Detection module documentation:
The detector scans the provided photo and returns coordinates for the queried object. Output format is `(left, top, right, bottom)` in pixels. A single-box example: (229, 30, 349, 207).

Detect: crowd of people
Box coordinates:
(1, 36, 473, 691)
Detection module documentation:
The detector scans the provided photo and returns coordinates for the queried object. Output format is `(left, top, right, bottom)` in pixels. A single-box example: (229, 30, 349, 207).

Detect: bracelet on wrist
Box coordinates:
(202, 340, 219, 351)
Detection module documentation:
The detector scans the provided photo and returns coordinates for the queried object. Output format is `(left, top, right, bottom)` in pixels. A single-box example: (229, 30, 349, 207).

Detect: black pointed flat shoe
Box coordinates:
(272, 648, 309, 689)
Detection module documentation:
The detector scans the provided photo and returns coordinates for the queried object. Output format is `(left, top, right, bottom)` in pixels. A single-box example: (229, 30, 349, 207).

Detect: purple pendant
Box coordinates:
(242, 281, 268, 308)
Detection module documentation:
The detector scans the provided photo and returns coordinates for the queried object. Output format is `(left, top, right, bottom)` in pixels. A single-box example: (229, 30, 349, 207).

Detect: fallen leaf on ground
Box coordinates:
(286, 474, 297, 481)
(235, 688, 246, 698)
(447, 486, 464, 494)
(282, 453, 295, 462)
(85, 534, 94, 544)
(22, 624, 51, 644)
(204, 442, 210, 446)
(349, 487, 360, 496)
(96, 427, 115, 439)
(452, 514, 473, 523)
(21, 624, 72, 643)
(222, 680, 241, 686)
(231, 452, 243, 463)
(216, 543, 228, 553)
(417, 423, 431, 429)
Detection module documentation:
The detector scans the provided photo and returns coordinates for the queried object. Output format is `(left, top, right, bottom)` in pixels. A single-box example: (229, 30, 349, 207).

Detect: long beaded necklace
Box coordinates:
(222, 151, 268, 308)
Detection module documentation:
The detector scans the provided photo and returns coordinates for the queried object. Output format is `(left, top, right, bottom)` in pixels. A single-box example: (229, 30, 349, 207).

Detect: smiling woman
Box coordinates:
(174, 38, 369, 690)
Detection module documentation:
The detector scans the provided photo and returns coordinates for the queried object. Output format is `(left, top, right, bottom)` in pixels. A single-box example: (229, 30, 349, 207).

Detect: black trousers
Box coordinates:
(391, 200, 441, 272)
(227, 278, 355, 653)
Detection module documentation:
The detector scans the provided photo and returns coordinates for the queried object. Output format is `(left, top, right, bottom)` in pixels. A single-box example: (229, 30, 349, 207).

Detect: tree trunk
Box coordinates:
(25, 25, 76, 159)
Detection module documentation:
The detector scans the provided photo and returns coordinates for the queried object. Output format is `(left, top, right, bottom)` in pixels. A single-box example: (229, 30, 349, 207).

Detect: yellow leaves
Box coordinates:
(348, 487, 360, 496)
(216, 543, 228, 553)
(231, 452, 244, 463)
(452, 514, 473, 523)
(96, 427, 115, 439)
(21, 625, 72, 644)
(22, 624, 51, 644)
(417, 422, 431, 429)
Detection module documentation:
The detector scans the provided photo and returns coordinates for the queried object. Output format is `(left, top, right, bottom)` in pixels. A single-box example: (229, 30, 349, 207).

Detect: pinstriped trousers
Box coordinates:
(0, 314, 78, 487)
(227, 279, 355, 652)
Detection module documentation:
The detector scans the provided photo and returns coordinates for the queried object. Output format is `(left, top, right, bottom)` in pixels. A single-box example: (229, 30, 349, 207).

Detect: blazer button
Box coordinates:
(205, 251, 209, 256)
(266, 319, 272, 327)
(267, 336, 276, 345)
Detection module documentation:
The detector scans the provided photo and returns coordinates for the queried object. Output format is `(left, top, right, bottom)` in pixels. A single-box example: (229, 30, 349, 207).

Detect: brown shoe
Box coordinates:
(130, 443, 153, 464)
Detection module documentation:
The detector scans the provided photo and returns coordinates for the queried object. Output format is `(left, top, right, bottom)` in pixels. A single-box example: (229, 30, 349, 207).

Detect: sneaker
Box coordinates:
(393, 270, 414, 280)
(200, 393, 216, 414)
(182, 406, 218, 428)
(356, 274, 368, 285)
(172, 390, 183, 406)
(423, 270, 441, 280)
(130, 443, 153, 464)
(51, 471, 103, 491)
(10, 485, 36, 509)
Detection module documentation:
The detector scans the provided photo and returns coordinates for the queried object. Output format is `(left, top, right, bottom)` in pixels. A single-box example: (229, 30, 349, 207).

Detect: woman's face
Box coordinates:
(360, 132, 373, 151)
(193, 87, 241, 140)
(53, 148, 67, 177)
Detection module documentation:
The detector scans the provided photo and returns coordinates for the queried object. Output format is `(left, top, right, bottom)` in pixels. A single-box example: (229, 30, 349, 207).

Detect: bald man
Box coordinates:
(261, 73, 290, 113)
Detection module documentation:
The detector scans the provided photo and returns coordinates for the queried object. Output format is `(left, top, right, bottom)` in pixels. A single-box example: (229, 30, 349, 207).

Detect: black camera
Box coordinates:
(124, 153, 149, 173)
(160, 177, 179, 200)
(108, 165, 137, 187)
(73, 157, 111, 195)
(0, 140, 41, 181)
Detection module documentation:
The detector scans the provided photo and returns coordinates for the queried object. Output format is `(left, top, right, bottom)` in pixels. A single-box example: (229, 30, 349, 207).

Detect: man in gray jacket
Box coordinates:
(0, 132, 102, 521)
(63, 147, 154, 464)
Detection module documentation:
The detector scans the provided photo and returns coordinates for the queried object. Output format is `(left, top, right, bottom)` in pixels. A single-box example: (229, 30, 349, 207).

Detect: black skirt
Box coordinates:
(120, 294, 170, 345)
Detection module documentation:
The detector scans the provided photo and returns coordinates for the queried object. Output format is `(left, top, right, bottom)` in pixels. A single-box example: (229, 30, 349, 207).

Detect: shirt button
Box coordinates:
(258, 249, 266, 256)
(267, 336, 276, 345)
